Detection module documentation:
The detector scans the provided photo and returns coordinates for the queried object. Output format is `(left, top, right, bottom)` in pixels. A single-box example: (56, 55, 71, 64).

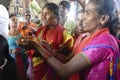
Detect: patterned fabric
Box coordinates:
(33, 24, 64, 80)
(36, 24, 63, 49)
(31, 24, 74, 80)
(109, 39, 120, 80)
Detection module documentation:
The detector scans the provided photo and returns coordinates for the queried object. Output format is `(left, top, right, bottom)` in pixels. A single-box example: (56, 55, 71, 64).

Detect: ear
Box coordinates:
(99, 15, 109, 25)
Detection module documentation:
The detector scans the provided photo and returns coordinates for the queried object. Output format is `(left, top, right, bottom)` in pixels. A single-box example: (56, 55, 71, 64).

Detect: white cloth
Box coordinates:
(0, 4, 9, 39)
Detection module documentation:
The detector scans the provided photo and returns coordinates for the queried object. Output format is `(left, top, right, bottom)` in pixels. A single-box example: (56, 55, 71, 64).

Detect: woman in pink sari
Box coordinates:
(28, 0, 120, 80)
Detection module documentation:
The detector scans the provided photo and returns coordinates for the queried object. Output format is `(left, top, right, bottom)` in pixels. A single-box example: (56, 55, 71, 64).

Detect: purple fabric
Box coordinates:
(80, 33, 119, 80)
(27, 57, 34, 80)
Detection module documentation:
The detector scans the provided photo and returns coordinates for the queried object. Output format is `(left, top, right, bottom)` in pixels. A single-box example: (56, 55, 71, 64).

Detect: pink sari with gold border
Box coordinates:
(70, 28, 120, 80)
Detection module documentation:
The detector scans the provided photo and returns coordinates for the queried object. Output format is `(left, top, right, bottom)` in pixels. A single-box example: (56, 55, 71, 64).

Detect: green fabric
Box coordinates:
(64, 18, 75, 35)
(29, 0, 41, 15)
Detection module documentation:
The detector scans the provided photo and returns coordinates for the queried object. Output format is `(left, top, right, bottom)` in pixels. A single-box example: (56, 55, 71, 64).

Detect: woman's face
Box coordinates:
(41, 7, 57, 26)
(9, 16, 18, 28)
(82, 1, 102, 34)
(74, 12, 84, 36)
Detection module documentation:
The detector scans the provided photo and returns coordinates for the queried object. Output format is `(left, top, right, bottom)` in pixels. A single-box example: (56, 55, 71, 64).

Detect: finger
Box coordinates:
(40, 41, 55, 53)
(32, 34, 35, 37)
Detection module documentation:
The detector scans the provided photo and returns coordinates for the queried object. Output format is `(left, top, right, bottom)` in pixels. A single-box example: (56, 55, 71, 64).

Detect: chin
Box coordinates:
(44, 24, 49, 27)
(43, 22, 48, 25)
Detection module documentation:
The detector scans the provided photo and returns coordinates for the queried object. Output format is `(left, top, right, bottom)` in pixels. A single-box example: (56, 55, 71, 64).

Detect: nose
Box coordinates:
(15, 19, 18, 22)
(82, 14, 86, 20)
(82, 14, 87, 25)
(78, 19, 83, 26)
(41, 13, 46, 19)
(59, 6, 65, 12)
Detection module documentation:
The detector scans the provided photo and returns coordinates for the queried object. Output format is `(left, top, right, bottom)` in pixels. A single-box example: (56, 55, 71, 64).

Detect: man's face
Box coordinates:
(79, 0, 85, 4)
(25, 13, 31, 22)
(59, 5, 69, 17)
(74, 12, 84, 36)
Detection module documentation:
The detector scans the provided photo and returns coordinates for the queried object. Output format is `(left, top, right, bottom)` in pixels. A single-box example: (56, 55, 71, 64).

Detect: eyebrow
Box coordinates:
(85, 9, 95, 13)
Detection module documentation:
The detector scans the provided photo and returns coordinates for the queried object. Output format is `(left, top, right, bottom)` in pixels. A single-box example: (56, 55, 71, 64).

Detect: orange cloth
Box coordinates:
(19, 22, 36, 37)
(73, 33, 89, 55)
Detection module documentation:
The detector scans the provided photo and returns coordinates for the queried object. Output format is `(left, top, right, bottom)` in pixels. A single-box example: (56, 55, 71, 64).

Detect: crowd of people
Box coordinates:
(0, 0, 120, 80)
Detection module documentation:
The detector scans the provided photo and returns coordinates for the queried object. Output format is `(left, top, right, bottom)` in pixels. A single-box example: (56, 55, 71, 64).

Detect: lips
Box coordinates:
(14, 22, 17, 25)
(77, 25, 83, 30)
(42, 20, 48, 24)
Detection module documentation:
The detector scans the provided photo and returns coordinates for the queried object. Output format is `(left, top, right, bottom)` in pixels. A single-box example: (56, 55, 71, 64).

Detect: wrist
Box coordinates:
(43, 52, 57, 60)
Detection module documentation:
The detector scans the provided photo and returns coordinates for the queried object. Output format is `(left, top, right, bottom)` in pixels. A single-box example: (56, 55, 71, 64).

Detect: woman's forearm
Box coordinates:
(34, 43, 69, 78)
(47, 57, 69, 79)
(34, 43, 46, 58)
(34, 42, 90, 79)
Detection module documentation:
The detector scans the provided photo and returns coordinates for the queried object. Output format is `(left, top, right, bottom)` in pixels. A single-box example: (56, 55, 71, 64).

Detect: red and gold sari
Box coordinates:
(32, 24, 64, 80)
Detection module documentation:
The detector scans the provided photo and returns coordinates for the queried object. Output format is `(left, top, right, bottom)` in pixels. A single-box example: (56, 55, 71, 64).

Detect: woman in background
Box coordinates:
(8, 14, 28, 80)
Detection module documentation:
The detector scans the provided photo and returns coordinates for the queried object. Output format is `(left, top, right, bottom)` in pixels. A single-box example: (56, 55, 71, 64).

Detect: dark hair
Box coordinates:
(0, 0, 10, 10)
(42, 3, 59, 17)
(9, 13, 17, 18)
(0, 35, 10, 58)
(59, 0, 71, 11)
(0, 35, 19, 80)
(77, 8, 85, 14)
(110, 18, 120, 36)
(90, 0, 120, 36)
(24, 9, 31, 17)
(24, 9, 31, 14)
(9, 14, 17, 30)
